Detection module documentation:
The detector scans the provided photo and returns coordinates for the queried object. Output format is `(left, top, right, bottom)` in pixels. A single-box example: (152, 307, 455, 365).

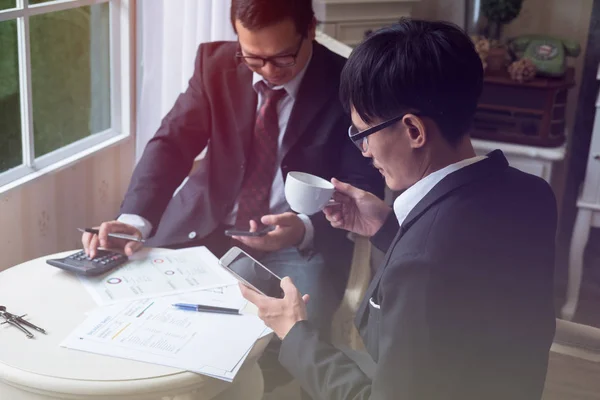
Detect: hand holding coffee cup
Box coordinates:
(284, 172, 337, 215)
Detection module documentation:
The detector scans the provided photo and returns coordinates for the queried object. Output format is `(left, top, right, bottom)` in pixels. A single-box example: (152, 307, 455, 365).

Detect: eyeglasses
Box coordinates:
(348, 114, 407, 153)
(236, 37, 304, 68)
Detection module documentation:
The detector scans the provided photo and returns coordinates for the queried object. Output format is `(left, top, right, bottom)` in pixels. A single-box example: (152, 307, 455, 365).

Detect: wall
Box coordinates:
(0, 140, 134, 271)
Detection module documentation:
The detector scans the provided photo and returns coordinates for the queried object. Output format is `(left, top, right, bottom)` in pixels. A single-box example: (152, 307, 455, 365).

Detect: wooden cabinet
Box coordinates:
(314, 0, 421, 47)
(472, 139, 566, 184)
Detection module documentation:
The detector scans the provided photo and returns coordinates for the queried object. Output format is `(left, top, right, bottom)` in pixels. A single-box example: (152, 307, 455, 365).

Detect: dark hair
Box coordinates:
(340, 18, 483, 144)
(230, 0, 315, 37)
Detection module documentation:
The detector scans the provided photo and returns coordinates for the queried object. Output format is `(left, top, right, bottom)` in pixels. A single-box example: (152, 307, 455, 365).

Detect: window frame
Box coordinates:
(0, 0, 135, 192)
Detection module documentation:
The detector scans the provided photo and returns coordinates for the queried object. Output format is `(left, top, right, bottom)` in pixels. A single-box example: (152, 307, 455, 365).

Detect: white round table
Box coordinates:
(0, 250, 268, 400)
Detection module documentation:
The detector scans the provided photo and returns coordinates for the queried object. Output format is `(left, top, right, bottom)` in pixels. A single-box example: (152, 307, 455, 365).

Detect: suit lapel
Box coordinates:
(280, 42, 334, 157)
(355, 226, 406, 327)
(226, 63, 257, 159)
(354, 150, 509, 328)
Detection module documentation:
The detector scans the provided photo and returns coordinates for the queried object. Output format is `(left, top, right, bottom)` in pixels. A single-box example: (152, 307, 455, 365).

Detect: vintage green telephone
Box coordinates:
(508, 35, 581, 77)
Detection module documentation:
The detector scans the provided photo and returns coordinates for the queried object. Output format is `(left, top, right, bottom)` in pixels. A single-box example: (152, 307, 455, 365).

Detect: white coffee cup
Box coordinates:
(284, 171, 335, 215)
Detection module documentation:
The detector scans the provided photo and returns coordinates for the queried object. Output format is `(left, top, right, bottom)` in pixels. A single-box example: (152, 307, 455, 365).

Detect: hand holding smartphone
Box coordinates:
(224, 225, 275, 237)
(219, 246, 284, 298)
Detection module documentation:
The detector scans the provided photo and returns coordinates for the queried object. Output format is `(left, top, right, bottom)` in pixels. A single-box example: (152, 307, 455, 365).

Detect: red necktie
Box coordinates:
(235, 83, 287, 229)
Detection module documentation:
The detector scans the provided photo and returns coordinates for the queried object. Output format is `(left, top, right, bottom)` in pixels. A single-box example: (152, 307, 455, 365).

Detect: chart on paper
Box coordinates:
(80, 247, 237, 305)
(86, 300, 200, 356)
(61, 297, 270, 381)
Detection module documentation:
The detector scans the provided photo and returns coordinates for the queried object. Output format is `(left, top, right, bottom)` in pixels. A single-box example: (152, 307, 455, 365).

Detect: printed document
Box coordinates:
(80, 247, 237, 305)
(61, 294, 270, 381)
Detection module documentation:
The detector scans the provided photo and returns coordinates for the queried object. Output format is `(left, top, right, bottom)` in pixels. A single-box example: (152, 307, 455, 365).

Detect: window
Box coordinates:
(0, 0, 133, 188)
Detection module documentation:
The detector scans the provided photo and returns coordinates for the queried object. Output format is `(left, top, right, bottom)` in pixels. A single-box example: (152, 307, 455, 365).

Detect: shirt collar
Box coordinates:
(252, 44, 313, 100)
(393, 155, 487, 227)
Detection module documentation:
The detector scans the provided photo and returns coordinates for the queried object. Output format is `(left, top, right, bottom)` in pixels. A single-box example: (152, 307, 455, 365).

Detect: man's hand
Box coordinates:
(324, 178, 393, 237)
(232, 212, 305, 252)
(239, 277, 309, 339)
(82, 220, 143, 258)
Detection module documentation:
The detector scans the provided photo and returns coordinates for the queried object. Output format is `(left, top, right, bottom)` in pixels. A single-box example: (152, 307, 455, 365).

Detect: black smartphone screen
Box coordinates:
(226, 252, 283, 298)
(224, 225, 275, 237)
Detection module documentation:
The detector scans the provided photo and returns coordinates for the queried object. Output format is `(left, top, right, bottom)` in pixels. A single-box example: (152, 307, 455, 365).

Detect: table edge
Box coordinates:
(0, 334, 270, 396)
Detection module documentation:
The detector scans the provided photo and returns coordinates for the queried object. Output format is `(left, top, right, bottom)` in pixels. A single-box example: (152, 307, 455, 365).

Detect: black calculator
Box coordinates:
(46, 250, 128, 276)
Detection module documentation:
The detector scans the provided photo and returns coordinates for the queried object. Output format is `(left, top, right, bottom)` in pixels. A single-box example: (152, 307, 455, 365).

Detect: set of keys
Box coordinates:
(0, 305, 46, 339)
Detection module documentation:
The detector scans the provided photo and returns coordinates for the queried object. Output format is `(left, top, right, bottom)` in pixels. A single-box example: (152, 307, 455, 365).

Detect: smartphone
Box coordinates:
(219, 247, 284, 298)
(224, 225, 275, 237)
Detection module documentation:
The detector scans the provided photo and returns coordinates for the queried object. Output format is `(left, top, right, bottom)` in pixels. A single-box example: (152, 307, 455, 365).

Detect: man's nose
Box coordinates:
(261, 62, 279, 76)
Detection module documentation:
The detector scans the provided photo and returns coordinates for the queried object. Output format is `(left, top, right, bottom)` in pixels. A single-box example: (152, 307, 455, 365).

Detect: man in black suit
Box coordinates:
(81, 0, 383, 391)
(241, 19, 557, 400)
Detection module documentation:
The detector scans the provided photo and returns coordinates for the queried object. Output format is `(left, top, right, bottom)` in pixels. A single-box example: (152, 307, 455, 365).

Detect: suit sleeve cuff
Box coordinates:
(279, 320, 319, 373)
(117, 214, 153, 239)
(296, 214, 314, 250)
(370, 211, 399, 253)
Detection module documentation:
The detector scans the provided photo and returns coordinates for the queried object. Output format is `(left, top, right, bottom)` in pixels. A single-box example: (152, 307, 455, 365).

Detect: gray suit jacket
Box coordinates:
(279, 150, 557, 400)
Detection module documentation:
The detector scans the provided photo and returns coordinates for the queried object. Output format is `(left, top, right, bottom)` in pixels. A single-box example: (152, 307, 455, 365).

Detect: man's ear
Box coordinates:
(403, 114, 426, 149)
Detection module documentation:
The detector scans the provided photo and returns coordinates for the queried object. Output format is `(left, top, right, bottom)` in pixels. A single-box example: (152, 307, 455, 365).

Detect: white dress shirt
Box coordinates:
(120, 48, 315, 249)
(393, 155, 487, 226)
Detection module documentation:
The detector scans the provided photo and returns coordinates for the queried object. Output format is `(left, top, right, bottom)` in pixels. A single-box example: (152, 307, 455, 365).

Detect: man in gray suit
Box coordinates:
(242, 19, 557, 400)
(82, 0, 383, 392)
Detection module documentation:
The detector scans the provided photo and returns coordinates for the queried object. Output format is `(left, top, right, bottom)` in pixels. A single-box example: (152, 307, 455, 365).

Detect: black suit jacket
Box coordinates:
(280, 150, 557, 400)
(120, 41, 384, 287)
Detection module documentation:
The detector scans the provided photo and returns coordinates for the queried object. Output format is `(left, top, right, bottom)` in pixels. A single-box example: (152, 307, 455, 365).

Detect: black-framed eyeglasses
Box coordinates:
(235, 37, 304, 68)
(348, 114, 407, 153)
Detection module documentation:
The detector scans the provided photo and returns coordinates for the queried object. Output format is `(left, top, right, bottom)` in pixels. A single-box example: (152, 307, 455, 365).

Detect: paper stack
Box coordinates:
(60, 247, 271, 382)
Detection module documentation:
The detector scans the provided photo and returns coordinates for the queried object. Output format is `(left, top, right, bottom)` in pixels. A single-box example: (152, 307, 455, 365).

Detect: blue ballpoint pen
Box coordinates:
(172, 303, 241, 315)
